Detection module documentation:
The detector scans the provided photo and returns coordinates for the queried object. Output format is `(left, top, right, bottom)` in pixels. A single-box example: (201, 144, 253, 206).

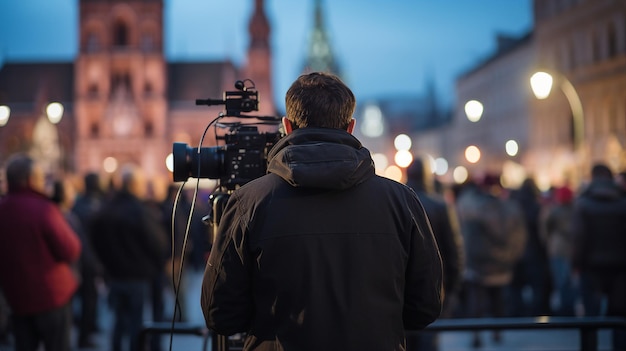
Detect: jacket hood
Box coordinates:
(267, 128, 375, 190)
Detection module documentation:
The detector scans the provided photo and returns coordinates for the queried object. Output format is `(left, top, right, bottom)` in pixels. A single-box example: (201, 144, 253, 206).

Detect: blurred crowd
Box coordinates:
(0, 154, 211, 351)
(0, 152, 624, 351)
(405, 157, 626, 350)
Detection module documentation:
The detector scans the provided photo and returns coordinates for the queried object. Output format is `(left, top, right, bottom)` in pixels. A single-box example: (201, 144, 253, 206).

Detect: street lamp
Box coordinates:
(464, 100, 483, 122)
(46, 102, 64, 124)
(0, 105, 10, 127)
(530, 71, 584, 150)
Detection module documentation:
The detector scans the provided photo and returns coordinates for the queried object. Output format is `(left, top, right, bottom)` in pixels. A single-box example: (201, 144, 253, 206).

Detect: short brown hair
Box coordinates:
(285, 72, 356, 130)
(5, 153, 34, 192)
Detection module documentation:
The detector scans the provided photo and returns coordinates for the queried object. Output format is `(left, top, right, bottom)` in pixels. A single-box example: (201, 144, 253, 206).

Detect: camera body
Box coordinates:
(172, 80, 283, 189)
(172, 126, 282, 189)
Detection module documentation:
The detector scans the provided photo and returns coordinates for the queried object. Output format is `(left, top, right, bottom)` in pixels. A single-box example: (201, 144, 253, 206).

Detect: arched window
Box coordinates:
(113, 21, 129, 47)
(141, 33, 154, 52)
(144, 120, 153, 137)
(592, 29, 602, 63)
(86, 32, 100, 52)
(90, 122, 100, 138)
(607, 22, 618, 58)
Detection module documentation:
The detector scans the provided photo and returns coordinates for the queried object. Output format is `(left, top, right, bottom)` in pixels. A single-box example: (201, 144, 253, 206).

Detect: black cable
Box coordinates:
(167, 113, 224, 351)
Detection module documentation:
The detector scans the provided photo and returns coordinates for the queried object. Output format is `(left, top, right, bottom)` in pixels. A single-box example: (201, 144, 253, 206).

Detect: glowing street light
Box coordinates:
(530, 72, 553, 99)
(505, 140, 519, 156)
(530, 71, 584, 150)
(46, 102, 64, 124)
(103, 157, 118, 174)
(394, 134, 412, 151)
(465, 145, 481, 164)
(434, 157, 448, 176)
(166, 153, 174, 173)
(464, 100, 483, 122)
(0, 105, 10, 126)
(453, 166, 469, 184)
(394, 150, 413, 168)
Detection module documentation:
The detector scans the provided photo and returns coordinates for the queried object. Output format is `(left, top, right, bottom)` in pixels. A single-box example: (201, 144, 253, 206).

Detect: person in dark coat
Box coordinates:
(542, 185, 579, 316)
(455, 174, 527, 348)
(91, 165, 167, 351)
(70, 173, 106, 347)
(405, 157, 465, 351)
(508, 178, 553, 317)
(0, 153, 82, 351)
(572, 163, 626, 350)
(201, 72, 443, 351)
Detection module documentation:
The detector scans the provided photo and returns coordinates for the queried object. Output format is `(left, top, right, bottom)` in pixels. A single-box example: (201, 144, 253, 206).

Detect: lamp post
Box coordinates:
(530, 71, 584, 150)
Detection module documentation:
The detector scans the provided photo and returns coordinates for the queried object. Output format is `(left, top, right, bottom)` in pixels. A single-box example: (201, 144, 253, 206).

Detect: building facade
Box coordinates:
(0, 0, 275, 196)
(528, 0, 626, 188)
(414, 0, 626, 190)
(435, 33, 535, 187)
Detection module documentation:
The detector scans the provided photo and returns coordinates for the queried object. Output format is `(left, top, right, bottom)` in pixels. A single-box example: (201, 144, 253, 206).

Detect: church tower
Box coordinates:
(74, 0, 168, 182)
(303, 0, 341, 76)
(244, 0, 275, 116)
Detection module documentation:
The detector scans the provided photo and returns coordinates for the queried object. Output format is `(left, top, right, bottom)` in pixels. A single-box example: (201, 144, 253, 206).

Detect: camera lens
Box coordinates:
(172, 143, 224, 182)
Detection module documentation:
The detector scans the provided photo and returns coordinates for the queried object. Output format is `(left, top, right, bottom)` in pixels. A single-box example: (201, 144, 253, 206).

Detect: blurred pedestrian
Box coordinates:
(456, 174, 527, 348)
(616, 170, 626, 195)
(405, 157, 465, 351)
(72, 172, 106, 347)
(90, 164, 167, 351)
(542, 185, 579, 316)
(201, 72, 443, 351)
(52, 177, 103, 348)
(0, 153, 82, 351)
(508, 178, 553, 316)
(572, 163, 626, 350)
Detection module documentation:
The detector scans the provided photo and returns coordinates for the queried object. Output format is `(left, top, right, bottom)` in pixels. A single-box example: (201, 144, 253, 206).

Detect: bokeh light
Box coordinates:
(505, 139, 519, 156)
(103, 157, 118, 173)
(464, 145, 481, 163)
(394, 134, 412, 151)
(453, 166, 469, 184)
(46, 102, 64, 124)
(464, 100, 483, 122)
(394, 150, 413, 168)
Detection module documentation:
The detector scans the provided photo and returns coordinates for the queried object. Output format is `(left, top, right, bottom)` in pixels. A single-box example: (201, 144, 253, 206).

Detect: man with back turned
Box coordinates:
(201, 72, 443, 351)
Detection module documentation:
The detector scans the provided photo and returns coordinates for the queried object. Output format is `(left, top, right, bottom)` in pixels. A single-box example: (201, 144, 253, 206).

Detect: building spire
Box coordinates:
(245, 0, 275, 116)
(249, 0, 270, 49)
(303, 0, 340, 76)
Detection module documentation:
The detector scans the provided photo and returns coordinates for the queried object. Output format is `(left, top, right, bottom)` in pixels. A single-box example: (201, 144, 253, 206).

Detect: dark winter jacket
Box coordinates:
(572, 179, 626, 271)
(407, 186, 464, 296)
(456, 186, 527, 286)
(201, 128, 443, 351)
(90, 191, 167, 281)
(0, 189, 81, 315)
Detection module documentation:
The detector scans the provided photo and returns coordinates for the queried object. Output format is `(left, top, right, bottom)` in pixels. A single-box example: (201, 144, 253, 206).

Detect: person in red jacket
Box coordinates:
(0, 153, 82, 351)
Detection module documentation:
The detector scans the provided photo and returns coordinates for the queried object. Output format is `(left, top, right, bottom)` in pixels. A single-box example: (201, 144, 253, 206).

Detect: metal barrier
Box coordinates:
(417, 316, 626, 351)
(140, 316, 626, 351)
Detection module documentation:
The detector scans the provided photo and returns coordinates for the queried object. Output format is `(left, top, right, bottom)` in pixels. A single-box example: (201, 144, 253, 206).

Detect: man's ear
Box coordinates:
(346, 118, 356, 134)
(282, 117, 293, 134)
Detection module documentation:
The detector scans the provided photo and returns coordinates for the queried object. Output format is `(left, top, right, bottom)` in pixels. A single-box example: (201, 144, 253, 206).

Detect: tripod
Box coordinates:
(206, 188, 245, 351)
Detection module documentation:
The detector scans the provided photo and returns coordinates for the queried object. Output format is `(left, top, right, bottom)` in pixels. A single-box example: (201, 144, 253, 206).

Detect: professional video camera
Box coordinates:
(171, 79, 283, 190)
(168, 79, 282, 351)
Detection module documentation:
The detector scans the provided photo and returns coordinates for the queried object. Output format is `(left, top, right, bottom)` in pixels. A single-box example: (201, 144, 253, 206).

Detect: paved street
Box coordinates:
(0, 268, 615, 351)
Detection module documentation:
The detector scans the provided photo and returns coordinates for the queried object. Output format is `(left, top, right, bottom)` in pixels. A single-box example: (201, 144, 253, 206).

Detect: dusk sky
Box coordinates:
(0, 0, 533, 110)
